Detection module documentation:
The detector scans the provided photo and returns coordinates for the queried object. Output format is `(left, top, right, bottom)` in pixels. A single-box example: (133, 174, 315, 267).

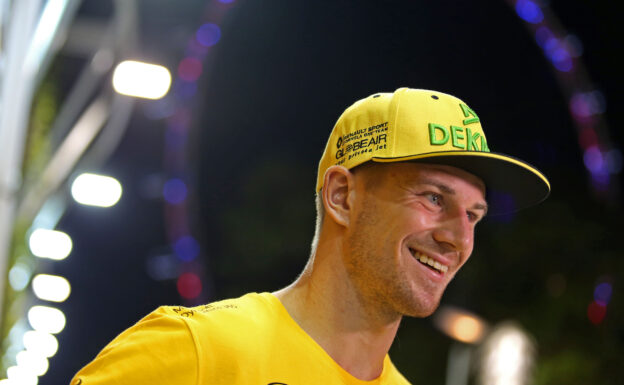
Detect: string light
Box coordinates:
(509, 0, 619, 199)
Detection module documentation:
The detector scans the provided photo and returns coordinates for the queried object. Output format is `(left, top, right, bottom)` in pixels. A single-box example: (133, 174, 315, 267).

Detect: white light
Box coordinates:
(16, 351, 48, 376)
(8, 263, 32, 291)
(478, 323, 535, 385)
(71, 173, 122, 207)
(23, 331, 58, 358)
(112, 60, 171, 99)
(27, 306, 66, 334)
(28, 229, 72, 260)
(32, 274, 71, 302)
(6, 366, 37, 385)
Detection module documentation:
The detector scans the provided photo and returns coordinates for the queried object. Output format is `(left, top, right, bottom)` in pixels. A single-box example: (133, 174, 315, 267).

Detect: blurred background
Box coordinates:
(0, 0, 622, 384)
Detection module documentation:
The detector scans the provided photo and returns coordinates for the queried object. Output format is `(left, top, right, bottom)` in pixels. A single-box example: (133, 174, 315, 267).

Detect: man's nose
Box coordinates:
(432, 212, 473, 254)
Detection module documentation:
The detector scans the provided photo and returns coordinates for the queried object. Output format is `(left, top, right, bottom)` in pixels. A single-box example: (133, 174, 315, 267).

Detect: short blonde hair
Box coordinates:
(310, 191, 324, 257)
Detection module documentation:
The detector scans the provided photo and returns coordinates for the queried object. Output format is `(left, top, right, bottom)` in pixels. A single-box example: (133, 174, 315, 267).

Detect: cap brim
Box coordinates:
(372, 151, 550, 215)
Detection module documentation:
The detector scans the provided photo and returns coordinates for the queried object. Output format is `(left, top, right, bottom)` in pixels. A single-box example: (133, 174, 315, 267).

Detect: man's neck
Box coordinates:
(273, 242, 402, 381)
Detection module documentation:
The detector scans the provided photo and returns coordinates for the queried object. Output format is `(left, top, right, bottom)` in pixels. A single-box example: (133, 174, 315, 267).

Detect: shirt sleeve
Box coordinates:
(70, 307, 198, 385)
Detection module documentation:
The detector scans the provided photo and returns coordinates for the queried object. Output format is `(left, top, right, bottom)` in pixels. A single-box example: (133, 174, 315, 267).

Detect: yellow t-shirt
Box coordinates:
(71, 292, 411, 384)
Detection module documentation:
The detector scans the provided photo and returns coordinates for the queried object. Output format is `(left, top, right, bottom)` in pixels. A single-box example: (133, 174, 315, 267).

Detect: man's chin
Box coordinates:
(401, 295, 442, 318)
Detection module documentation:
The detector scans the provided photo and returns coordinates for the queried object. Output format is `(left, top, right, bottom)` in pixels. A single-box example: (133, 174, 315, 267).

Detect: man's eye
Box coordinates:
(427, 193, 442, 205)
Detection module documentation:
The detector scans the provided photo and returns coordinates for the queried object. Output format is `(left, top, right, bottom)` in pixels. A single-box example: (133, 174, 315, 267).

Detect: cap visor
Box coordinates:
(372, 151, 550, 215)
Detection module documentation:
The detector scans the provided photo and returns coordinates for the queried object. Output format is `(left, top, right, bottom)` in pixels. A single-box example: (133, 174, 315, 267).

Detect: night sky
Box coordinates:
(35, 0, 623, 383)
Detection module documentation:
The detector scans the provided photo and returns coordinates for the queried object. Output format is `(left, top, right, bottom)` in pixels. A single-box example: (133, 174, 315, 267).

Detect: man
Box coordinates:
(72, 88, 550, 384)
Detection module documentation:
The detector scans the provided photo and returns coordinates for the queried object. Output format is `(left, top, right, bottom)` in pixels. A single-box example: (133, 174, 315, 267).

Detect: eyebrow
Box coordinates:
(420, 179, 489, 216)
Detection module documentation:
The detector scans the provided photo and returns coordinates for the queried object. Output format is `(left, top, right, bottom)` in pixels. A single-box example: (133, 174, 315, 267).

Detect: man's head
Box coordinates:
(319, 161, 486, 317)
(310, 88, 550, 317)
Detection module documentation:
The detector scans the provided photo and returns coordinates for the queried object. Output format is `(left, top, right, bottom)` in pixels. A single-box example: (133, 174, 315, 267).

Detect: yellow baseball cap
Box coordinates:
(316, 88, 550, 214)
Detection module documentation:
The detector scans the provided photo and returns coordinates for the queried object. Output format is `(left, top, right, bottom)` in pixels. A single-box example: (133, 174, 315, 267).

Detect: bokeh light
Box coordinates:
(594, 282, 612, 306)
(23, 331, 59, 358)
(16, 350, 49, 376)
(28, 229, 72, 260)
(196, 23, 221, 47)
(173, 236, 200, 262)
(112, 60, 172, 99)
(177, 57, 203, 82)
(163, 178, 187, 204)
(583, 146, 605, 173)
(71, 173, 122, 207)
(32, 274, 71, 303)
(6, 366, 37, 385)
(587, 301, 607, 325)
(9, 263, 32, 291)
(176, 273, 202, 299)
(27, 306, 66, 334)
(515, 0, 544, 24)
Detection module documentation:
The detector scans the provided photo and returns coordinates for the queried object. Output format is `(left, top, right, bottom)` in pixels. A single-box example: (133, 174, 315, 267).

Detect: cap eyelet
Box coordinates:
(431, 95, 439, 100)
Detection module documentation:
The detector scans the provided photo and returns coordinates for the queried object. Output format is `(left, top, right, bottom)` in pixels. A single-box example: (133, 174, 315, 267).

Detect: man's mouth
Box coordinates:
(409, 248, 448, 274)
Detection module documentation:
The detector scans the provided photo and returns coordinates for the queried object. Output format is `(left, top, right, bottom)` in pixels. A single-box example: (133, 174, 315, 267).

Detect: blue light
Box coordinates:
(174, 80, 198, 100)
(594, 282, 612, 306)
(196, 23, 221, 47)
(173, 235, 200, 262)
(163, 178, 187, 204)
(219, 0, 235, 3)
(515, 0, 544, 24)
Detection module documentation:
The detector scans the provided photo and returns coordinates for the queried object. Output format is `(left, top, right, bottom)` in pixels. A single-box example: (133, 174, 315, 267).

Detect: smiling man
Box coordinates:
(72, 88, 550, 384)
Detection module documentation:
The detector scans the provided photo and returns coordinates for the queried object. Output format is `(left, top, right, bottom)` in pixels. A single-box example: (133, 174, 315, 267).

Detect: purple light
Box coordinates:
(173, 235, 200, 262)
(535, 27, 554, 48)
(594, 282, 613, 306)
(178, 57, 203, 82)
(196, 23, 221, 47)
(515, 0, 544, 24)
(583, 146, 605, 173)
(550, 47, 573, 72)
(570, 93, 591, 118)
(570, 91, 606, 119)
(163, 178, 188, 204)
(219, 0, 235, 3)
(590, 171, 610, 191)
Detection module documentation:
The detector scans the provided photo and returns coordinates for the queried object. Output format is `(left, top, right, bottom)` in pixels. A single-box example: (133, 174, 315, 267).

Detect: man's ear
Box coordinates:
(322, 166, 355, 227)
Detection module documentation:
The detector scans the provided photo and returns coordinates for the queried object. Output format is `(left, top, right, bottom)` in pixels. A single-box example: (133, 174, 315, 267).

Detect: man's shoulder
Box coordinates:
(155, 292, 280, 332)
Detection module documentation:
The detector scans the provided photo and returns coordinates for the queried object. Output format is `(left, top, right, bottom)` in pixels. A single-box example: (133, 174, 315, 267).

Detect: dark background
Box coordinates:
(39, 0, 623, 384)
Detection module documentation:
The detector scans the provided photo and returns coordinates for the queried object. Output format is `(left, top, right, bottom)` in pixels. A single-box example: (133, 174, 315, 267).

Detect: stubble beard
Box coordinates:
(344, 200, 444, 321)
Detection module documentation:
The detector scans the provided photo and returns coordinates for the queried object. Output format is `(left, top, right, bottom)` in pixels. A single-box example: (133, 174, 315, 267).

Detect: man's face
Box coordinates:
(344, 162, 487, 319)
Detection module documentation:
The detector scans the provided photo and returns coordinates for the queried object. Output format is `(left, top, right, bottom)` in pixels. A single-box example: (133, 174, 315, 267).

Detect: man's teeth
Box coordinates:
(413, 251, 448, 273)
